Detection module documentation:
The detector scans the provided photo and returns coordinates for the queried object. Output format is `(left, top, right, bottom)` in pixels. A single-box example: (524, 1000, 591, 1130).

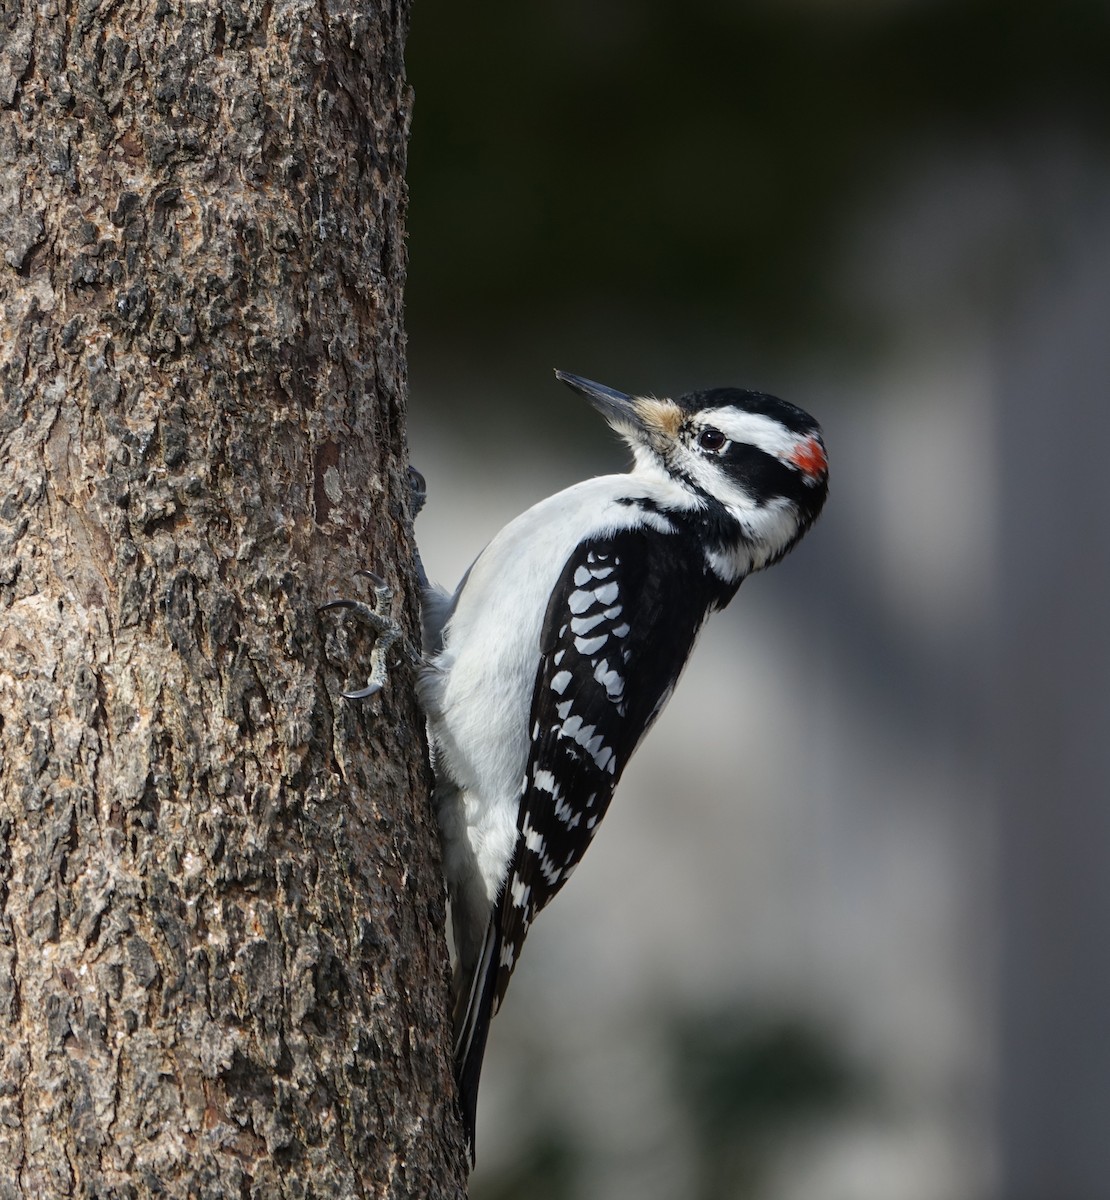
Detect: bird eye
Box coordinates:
(698, 427, 726, 452)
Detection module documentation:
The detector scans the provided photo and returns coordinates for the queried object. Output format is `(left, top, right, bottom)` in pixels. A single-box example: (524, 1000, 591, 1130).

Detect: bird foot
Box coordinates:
(320, 570, 406, 700)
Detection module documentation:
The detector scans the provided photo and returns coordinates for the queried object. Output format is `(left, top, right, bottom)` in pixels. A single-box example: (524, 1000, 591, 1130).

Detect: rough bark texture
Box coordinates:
(0, 1, 467, 1196)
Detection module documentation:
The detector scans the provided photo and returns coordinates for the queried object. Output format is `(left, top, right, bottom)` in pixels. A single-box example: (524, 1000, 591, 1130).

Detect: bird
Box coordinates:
(412, 370, 829, 1160)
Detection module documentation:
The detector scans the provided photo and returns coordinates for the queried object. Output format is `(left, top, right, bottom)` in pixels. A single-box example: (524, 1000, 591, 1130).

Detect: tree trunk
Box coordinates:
(0, 2, 466, 1196)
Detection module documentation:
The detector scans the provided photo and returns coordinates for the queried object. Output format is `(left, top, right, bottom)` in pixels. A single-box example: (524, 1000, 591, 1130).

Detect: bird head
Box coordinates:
(556, 370, 828, 575)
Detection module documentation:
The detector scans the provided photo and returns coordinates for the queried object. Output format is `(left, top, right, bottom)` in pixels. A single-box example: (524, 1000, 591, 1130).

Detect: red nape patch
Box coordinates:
(789, 437, 828, 480)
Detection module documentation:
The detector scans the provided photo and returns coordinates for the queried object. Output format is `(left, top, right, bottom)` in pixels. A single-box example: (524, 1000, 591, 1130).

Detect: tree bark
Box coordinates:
(0, 2, 466, 1196)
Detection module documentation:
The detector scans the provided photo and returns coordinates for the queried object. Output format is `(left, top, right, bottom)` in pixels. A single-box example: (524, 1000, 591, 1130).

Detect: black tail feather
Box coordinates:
(453, 906, 502, 1165)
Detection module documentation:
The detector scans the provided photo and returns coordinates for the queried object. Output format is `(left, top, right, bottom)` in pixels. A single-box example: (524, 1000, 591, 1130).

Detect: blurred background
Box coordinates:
(402, 4, 1110, 1197)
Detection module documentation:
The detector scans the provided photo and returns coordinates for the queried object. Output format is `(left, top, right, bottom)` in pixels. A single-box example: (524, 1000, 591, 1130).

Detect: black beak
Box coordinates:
(554, 370, 638, 428)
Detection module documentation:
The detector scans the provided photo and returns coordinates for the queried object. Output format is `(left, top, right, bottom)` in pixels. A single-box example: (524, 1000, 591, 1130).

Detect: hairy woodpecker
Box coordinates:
(414, 371, 829, 1160)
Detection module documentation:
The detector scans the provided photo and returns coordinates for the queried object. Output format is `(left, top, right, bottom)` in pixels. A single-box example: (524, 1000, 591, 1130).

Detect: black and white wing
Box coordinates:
(495, 525, 732, 1005)
(453, 523, 737, 1154)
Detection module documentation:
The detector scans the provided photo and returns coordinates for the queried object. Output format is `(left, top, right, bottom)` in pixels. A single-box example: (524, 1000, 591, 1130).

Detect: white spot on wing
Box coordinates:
(594, 659, 625, 699)
(571, 612, 606, 635)
(575, 634, 607, 655)
(551, 670, 572, 694)
(523, 818, 545, 854)
(594, 582, 619, 605)
(533, 768, 557, 794)
(554, 794, 581, 828)
(568, 590, 594, 614)
(577, 723, 597, 745)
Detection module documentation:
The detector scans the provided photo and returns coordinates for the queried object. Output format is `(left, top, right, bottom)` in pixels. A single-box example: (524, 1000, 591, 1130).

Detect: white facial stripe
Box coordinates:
(695, 409, 805, 461)
(667, 437, 802, 576)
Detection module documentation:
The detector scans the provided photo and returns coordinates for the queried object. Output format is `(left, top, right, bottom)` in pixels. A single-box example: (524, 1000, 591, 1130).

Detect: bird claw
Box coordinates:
(339, 680, 384, 701)
(320, 573, 403, 701)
